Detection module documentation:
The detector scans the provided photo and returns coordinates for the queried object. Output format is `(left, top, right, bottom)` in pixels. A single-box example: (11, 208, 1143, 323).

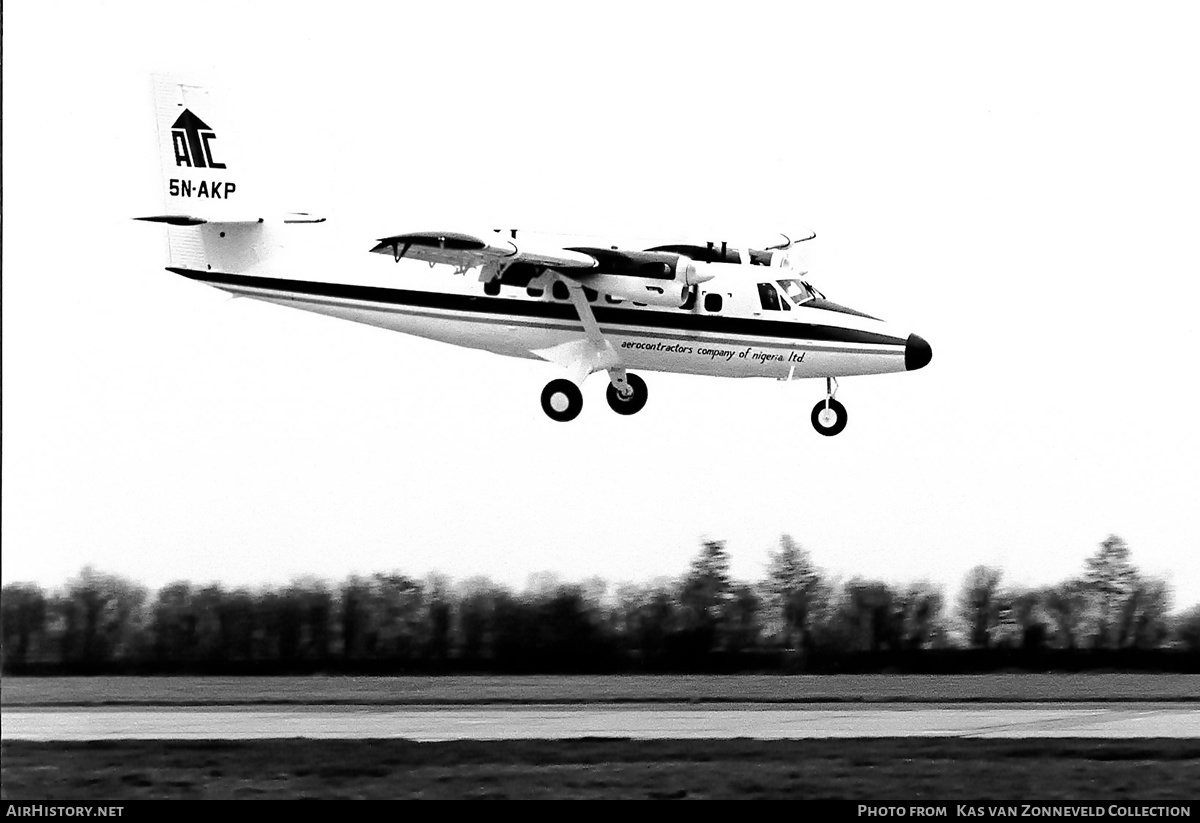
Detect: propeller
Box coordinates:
(683, 259, 716, 286)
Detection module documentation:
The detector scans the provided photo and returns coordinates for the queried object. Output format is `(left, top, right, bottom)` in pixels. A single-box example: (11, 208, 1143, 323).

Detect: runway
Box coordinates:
(3, 703, 1198, 741)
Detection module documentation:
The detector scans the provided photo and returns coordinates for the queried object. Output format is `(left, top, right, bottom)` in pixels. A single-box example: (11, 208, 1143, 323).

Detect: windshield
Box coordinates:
(777, 278, 823, 305)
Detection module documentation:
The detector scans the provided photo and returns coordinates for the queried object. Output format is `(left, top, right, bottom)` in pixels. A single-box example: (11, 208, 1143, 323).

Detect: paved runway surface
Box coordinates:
(4, 704, 1198, 741)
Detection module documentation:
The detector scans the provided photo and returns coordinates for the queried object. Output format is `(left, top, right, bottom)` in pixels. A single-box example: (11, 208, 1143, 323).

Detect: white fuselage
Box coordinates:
(167, 223, 916, 383)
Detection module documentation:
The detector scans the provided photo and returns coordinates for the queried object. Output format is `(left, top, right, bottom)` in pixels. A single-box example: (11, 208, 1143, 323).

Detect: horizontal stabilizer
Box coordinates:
(134, 213, 324, 226)
(134, 215, 264, 226)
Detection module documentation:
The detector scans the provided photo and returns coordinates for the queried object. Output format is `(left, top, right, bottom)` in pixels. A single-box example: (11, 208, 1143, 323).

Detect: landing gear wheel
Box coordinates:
(541, 379, 583, 422)
(811, 398, 848, 436)
(606, 373, 648, 415)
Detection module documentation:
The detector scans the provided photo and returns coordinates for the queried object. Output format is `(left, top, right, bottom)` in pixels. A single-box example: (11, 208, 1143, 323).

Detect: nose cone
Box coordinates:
(905, 333, 932, 371)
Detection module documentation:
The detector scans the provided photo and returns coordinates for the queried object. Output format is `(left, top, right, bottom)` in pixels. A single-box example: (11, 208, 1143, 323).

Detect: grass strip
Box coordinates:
(4, 738, 1199, 799)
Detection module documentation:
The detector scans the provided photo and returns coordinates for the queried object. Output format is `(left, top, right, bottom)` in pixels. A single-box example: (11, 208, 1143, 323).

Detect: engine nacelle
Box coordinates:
(570, 248, 706, 308)
(584, 273, 690, 307)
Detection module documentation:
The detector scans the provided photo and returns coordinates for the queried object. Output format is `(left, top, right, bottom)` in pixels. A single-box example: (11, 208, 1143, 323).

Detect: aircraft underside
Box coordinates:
(189, 269, 918, 433)
(255, 290, 908, 381)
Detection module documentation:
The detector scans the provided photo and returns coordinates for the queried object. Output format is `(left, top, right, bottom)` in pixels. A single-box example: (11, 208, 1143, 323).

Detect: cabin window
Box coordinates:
(758, 283, 782, 311)
(704, 293, 723, 313)
(484, 280, 501, 296)
(584, 287, 598, 302)
(527, 286, 544, 298)
(552, 281, 570, 300)
(681, 288, 697, 311)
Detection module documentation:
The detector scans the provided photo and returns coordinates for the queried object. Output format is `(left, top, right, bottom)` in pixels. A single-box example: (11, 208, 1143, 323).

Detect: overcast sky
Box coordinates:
(4, 2, 1199, 608)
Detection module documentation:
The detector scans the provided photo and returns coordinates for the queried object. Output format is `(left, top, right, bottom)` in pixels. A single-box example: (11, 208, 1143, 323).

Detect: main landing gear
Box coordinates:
(540, 370, 648, 421)
(605, 370, 648, 415)
(811, 377, 848, 436)
(541, 379, 584, 422)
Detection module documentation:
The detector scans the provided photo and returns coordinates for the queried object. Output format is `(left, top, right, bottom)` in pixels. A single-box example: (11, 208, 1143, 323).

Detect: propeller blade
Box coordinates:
(684, 262, 716, 285)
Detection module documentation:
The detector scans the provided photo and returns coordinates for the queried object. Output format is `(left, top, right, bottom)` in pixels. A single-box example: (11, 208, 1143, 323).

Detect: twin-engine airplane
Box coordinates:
(138, 78, 931, 434)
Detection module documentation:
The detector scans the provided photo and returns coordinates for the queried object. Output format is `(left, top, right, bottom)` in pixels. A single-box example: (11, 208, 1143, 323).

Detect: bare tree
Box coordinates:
(1007, 587, 1048, 649)
(456, 577, 501, 661)
(613, 580, 678, 664)
(293, 578, 334, 660)
(424, 573, 453, 661)
(900, 581, 946, 649)
(678, 540, 733, 650)
(1174, 604, 1200, 652)
(1, 583, 48, 666)
(371, 573, 425, 660)
(838, 579, 903, 652)
(340, 575, 371, 658)
(689, 540, 732, 593)
(763, 534, 824, 654)
(1083, 534, 1138, 648)
(212, 587, 256, 661)
(1115, 575, 1172, 649)
(58, 567, 148, 664)
(955, 565, 1004, 648)
(1043, 579, 1089, 649)
(723, 584, 763, 652)
(149, 581, 197, 661)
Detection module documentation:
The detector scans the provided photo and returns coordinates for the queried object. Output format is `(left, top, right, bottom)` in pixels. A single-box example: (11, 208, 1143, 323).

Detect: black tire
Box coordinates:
(606, 373, 648, 415)
(541, 379, 583, 422)
(811, 398, 848, 436)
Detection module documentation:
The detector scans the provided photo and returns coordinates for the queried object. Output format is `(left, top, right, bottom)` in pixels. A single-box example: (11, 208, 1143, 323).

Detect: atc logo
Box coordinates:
(171, 109, 226, 169)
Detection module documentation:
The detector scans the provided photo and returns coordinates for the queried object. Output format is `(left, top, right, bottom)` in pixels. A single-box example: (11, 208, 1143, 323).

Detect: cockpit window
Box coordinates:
(778, 279, 821, 305)
(758, 282, 782, 311)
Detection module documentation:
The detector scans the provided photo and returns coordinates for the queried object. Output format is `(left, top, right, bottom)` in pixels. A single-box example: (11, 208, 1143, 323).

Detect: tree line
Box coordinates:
(3, 534, 1198, 674)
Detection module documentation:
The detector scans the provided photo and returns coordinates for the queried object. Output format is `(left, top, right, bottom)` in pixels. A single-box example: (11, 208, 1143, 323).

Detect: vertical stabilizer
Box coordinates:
(145, 76, 266, 272)
(140, 76, 323, 274)
(152, 75, 249, 221)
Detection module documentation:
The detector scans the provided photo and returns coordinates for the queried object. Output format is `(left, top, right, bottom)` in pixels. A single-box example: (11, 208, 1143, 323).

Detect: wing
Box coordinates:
(369, 230, 597, 271)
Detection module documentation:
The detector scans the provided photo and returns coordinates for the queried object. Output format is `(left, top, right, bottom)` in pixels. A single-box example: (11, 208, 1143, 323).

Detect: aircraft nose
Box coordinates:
(905, 333, 932, 371)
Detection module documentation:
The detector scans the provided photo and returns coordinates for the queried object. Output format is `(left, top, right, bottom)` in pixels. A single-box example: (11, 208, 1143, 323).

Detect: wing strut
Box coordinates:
(564, 278, 606, 347)
(529, 274, 624, 388)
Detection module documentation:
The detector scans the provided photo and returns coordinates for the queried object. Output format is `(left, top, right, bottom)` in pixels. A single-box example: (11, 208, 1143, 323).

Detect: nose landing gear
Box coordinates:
(811, 377, 848, 436)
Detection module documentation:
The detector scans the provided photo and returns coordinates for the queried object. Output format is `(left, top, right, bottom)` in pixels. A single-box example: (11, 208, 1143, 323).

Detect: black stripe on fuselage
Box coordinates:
(167, 268, 907, 348)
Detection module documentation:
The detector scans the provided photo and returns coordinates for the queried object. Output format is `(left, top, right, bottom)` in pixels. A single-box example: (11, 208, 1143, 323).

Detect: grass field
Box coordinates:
(4, 673, 1200, 706)
(3, 739, 1198, 799)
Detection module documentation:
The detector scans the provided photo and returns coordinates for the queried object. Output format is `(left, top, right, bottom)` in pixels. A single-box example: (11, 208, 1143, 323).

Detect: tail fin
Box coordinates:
(138, 76, 322, 274)
(150, 75, 251, 221)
